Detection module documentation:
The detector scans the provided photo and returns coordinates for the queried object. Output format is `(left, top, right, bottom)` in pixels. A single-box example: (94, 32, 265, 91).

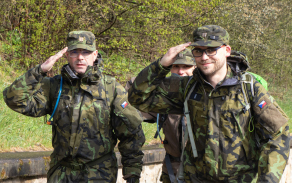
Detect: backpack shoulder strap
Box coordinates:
(241, 72, 257, 134)
(183, 76, 195, 99)
(241, 72, 254, 101)
(240, 72, 254, 114)
(183, 80, 198, 158)
(103, 75, 116, 109)
(176, 77, 198, 182)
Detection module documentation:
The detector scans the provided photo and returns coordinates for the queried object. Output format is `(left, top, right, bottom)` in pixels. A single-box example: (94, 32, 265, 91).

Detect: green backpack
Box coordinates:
(248, 72, 268, 91)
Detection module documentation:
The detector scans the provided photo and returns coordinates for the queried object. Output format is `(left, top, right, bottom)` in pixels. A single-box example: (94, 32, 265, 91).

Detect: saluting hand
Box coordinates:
(160, 42, 191, 67)
(41, 47, 68, 72)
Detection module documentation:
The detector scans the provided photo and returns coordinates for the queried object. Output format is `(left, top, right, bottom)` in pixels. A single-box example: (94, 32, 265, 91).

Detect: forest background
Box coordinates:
(0, 0, 291, 151)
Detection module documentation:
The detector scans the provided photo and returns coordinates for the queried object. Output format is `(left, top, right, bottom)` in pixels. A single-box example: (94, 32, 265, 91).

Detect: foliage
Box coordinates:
(102, 52, 152, 84)
(0, 0, 223, 78)
(84, 0, 222, 60)
(214, 0, 292, 88)
(1, 0, 292, 151)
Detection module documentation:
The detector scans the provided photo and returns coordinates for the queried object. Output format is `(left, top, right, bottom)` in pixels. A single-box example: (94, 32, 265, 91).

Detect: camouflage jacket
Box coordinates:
(128, 59, 290, 182)
(3, 64, 145, 178)
(126, 78, 184, 175)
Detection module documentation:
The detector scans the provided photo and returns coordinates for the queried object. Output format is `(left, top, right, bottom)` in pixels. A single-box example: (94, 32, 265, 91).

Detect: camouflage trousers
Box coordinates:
(47, 153, 118, 183)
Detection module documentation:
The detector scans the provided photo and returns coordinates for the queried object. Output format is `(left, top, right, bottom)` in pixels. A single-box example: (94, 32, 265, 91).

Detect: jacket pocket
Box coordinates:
(220, 110, 255, 175)
(52, 95, 71, 130)
(92, 97, 111, 138)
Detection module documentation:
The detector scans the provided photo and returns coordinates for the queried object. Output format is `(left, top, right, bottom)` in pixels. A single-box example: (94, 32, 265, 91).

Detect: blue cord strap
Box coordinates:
(156, 113, 164, 144)
(47, 76, 63, 125)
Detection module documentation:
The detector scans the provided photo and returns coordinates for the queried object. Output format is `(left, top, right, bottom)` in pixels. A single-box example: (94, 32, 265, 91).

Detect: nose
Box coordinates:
(77, 52, 85, 59)
(178, 68, 185, 76)
(201, 51, 209, 60)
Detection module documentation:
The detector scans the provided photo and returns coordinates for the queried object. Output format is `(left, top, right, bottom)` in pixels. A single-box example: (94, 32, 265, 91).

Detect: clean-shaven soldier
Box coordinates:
(3, 31, 145, 183)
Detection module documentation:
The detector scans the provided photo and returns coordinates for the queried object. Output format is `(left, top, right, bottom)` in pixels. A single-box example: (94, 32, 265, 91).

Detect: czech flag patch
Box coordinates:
(258, 100, 267, 109)
(121, 101, 128, 109)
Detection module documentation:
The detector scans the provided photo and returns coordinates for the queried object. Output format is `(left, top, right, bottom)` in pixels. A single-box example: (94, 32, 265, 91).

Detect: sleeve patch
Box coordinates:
(121, 101, 129, 108)
(258, 100, 267, 109)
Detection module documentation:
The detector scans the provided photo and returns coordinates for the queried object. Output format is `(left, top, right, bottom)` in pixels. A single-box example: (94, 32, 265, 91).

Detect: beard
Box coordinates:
(197, 57, 227, 77)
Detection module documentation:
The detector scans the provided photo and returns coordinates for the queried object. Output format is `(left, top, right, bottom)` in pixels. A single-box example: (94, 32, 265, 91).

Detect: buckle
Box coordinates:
(70, 162, 84, 170)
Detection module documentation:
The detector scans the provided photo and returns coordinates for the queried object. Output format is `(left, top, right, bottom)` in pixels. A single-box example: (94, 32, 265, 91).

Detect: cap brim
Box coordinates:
(190, 40, 222, 47)
(173, 59, 196, 65)
(67, 44, 96, 51)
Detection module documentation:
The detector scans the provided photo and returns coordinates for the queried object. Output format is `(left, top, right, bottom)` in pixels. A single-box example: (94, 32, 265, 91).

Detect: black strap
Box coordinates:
(165, 153, 176, 183)
(126, 176, 139, 183)
(86, 152, 113, 167)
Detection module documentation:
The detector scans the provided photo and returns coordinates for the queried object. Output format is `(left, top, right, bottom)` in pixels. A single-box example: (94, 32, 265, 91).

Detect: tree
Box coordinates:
(215, 0, 292, 87)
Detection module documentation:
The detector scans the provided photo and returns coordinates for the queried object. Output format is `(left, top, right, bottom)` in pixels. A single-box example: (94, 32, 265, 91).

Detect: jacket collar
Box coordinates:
(61, 64, 103, 84)
(195, 65, 240, 88)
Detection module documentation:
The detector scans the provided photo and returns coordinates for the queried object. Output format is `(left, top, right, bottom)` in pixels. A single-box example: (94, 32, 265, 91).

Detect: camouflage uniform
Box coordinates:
(128, 25, 289, 182)
(126, 50, 195, 183)
(3, 31, 145, 183)
(126, 78, 185, 183)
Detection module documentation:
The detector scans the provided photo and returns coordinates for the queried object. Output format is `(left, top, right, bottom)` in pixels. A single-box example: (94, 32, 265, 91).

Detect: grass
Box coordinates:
(0, 63, 52, 152)
(0, 59, 291, 152)
(142, 122, 164, 146)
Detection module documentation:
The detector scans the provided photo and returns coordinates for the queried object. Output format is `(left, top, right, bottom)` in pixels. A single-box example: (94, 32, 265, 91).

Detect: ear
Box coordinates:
(94, 50, 98, 60)
(225, 45, 231, 57)
(65, 51, 69, 59)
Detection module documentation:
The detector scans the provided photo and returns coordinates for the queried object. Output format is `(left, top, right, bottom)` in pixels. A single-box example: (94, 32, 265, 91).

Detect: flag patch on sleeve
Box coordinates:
(258, 100, 267, 109)
(121, 101, 128, 109)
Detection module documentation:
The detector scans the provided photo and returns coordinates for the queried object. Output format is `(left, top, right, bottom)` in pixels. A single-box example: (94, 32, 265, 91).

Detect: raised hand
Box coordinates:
(160, 42, 191, 67)
(41, 47, 68, 72)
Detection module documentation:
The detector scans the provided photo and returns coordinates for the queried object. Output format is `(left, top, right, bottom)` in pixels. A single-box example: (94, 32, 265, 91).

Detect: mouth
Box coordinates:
(201, 63, 211, 66)
(76, 63, 86, 67)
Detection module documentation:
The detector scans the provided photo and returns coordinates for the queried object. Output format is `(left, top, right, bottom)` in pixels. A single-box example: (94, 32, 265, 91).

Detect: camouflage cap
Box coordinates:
(173, 49, 196, 65)
(190, 25, 229, 47)
(67, 31, 96, 51)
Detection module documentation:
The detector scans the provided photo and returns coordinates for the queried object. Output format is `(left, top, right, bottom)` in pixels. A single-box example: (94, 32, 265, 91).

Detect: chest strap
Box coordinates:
(183, 82, 198, 158)
(176, 81, 198, 183)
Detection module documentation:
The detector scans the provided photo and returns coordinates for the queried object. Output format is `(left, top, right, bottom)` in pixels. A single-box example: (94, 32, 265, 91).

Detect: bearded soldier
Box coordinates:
(128, 25, 289, 182)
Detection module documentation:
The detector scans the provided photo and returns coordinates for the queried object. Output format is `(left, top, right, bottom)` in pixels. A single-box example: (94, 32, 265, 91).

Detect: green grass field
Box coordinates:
(0, 63, 291, 152)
